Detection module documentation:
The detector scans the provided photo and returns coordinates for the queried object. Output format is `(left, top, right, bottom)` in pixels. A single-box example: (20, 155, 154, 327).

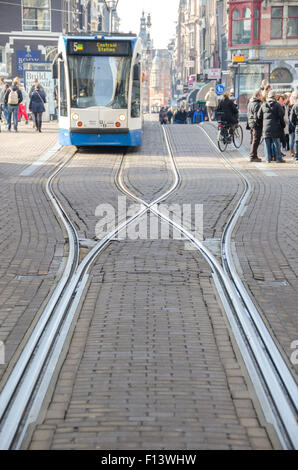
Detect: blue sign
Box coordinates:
(17, 50, 41, 75)
(216, 84, 225, 95)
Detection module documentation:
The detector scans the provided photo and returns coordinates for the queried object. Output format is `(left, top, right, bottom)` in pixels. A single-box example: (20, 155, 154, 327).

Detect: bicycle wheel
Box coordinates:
(233, 124, 243, 148)
(217, 130, 228, 152)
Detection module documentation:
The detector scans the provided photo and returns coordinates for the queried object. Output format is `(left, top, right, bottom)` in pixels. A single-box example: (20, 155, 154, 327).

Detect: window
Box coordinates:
(59, 61, 67, 117)
(287, 6, 298, 38)
(22, 0, 50, 31)
(232, 8, 251, 45)
(271, 7, 283, 39)
(131, 57, 141, 118)
(253, 8, 260, 40)
(68, 55, 131, 109)
(270, 67, 293, 84)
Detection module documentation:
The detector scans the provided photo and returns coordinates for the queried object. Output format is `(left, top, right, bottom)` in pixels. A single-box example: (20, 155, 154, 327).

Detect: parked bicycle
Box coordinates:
(217, 120, 243, 152)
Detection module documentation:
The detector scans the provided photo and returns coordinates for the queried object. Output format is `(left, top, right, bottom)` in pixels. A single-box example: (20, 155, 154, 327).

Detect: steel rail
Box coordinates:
(198, 123, 298, 424)
(116, 125, 298, 449)
(0, 151, 148, 449)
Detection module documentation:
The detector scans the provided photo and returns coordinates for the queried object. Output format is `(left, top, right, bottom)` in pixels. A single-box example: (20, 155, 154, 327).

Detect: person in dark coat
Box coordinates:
(290, 96, 298, 163)
(247, 89, 263, 162)
(4, 80, 23, 132)
(166, 108, 173, 124)
(217, 92, 238, 136)
(257, 90, 285, 163)
(29, 84, 46, 132)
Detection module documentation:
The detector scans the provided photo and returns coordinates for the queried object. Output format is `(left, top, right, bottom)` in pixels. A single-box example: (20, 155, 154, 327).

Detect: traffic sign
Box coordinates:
(216, 84, 225, 95)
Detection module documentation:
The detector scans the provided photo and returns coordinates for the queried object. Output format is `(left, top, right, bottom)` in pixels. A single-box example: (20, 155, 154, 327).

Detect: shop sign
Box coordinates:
(17, 50, 41, 75)
(233, 54, 245, 63)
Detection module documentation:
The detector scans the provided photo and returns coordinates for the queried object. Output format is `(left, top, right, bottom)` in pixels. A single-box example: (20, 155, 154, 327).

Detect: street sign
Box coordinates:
(216, 84, 225, 95)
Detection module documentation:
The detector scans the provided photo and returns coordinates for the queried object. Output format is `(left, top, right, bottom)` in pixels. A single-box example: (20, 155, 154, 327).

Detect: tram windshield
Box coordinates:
(68, 55, 131, 109)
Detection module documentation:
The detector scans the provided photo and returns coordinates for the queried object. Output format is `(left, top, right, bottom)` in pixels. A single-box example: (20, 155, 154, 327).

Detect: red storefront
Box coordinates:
(227, 0, 298, 114)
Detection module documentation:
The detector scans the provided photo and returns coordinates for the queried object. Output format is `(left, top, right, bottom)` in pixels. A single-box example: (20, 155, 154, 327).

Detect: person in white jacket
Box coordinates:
(205, 87, 218, 121)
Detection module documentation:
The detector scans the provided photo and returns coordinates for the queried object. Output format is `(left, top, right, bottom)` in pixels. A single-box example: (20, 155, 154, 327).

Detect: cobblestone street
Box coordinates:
(0, 119, 297, 451)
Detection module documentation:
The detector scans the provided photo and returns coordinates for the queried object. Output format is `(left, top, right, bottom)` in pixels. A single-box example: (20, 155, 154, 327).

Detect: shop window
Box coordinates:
(270, 68, 293, 84)
(232, 8, 251, 45)
(287, 6, 298, 38)
(23, 0, 50, 31)
(271, 7, 283, 39)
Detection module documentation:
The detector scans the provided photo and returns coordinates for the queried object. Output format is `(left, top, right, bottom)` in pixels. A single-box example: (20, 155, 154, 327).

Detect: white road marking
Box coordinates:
(19, 142, 61, 176)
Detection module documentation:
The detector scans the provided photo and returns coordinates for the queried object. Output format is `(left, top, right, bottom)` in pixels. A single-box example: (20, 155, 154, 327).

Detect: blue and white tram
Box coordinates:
(55, 34, 143, 147)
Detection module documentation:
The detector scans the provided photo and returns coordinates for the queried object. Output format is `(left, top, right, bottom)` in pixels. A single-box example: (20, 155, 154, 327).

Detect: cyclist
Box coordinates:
(217, 92, 239, 141)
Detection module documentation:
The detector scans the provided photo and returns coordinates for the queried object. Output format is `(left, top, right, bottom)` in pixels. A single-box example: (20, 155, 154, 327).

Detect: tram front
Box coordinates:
(57, 35, 142, 147)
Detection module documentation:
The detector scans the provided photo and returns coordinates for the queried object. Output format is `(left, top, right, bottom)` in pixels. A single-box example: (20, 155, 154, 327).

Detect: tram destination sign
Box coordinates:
(67, 40, 131, 56)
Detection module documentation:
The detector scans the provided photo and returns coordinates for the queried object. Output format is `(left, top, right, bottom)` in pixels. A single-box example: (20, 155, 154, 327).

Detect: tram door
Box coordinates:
(58, 59, 68, 128)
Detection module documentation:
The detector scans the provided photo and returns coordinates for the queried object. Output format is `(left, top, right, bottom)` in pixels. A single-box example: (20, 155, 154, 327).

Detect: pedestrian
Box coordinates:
(29, 84, 46, 132)
(193, 107, 204, 123)
(247, 89, 263, 162)
(276, 94, 288, 155)
(17, 84, 29, 125)
(166, 108, 173, 124)
(217, 92, 239, 138)
(289, 92, 297, 158)
(262, 84, 272, 102)
(187, 108, 193, 124)
(290, 93, 298, 163)
(159, 107, 167, 125)
(257, 90, 285, 163)
(4, 79, 23, 132)
(205, 87, 219, 121)
(261, 79, 269, 91)
(29, 78, 44, 98)
(0, 78, 6, 127)
(179, 106, 187, 124)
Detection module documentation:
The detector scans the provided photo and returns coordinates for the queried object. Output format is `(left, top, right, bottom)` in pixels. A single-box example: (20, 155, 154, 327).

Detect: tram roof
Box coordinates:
(63, 32, 137, 40)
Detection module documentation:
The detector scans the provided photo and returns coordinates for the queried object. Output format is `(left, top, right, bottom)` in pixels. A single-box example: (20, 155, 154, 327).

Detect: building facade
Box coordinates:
(173, 0, 298, 107)
(228, 0, 298, 112)
(0, 0, 120, 79)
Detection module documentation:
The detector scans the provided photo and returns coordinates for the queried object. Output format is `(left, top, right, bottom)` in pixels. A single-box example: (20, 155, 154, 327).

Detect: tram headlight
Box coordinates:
(72, 113, 80, 121)
(119, 114, 126, 121)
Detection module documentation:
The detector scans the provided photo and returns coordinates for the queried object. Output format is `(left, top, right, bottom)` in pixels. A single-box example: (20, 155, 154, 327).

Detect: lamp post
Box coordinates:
(105, 0, 117, 32)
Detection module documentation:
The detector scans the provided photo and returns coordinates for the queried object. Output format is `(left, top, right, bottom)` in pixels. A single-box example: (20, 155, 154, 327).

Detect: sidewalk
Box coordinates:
(0, 121, 73, 383)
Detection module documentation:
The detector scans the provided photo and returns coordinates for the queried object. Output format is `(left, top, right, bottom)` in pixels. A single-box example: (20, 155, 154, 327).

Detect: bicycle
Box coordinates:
(217, 120, 243, 152)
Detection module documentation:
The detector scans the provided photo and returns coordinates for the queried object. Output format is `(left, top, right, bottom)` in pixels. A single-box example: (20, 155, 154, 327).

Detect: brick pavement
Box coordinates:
(54, 122, 173, 243)
(200, 122, 298, 375)
(28, 121, 277, 449)
(0, 122, 75, 383)
(29, 237, 274, 450)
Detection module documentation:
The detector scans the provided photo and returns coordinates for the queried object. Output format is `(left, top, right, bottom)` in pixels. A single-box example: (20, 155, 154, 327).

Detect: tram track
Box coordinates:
(116, 125, 298, 449)
(0, 124, 296, 449)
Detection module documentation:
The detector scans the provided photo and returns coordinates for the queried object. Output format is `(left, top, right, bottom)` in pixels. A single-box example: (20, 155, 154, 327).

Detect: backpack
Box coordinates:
(8, 89, 19, 105)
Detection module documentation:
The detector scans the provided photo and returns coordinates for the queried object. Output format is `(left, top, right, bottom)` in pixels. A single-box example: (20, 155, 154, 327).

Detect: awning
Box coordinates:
(196, 81, 216, 101)
(186, 88, 199, 104)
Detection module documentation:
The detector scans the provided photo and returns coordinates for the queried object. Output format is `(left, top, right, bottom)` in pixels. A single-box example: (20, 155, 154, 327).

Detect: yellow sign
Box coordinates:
(233, 54, 245, 63)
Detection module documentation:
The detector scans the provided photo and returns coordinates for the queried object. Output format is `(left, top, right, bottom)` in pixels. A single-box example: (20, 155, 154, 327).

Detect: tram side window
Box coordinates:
(59, 61, 67, 117)
(131, 60, 140, 118)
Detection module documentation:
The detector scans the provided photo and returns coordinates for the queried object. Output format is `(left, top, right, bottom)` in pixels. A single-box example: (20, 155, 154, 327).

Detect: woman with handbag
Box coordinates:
(29, 84, 46, 132)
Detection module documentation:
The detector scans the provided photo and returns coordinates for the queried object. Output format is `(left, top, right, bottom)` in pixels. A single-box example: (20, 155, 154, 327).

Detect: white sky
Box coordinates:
(117, 0, 180, 49)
